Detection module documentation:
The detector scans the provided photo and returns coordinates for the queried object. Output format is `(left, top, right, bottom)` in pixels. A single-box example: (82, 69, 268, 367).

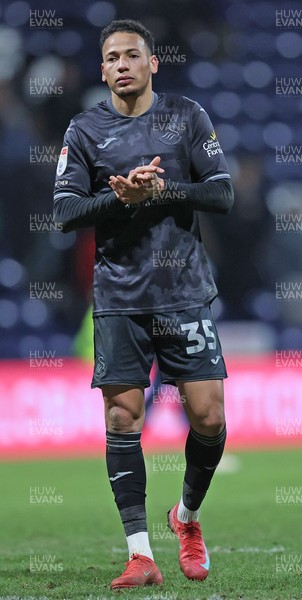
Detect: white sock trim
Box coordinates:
(177, 497, 200, 523)
(126, 531, 154, 561)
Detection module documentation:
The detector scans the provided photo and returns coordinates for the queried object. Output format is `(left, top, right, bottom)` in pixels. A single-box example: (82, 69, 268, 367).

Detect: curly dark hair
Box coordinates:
(100, 19, 154, 55)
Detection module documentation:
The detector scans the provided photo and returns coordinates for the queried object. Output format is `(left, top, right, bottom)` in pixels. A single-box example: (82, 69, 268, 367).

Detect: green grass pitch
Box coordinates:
(0, 449, 301, 600)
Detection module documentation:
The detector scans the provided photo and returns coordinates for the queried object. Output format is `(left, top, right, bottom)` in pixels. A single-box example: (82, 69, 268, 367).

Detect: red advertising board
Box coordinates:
(0, 355, 301, 459)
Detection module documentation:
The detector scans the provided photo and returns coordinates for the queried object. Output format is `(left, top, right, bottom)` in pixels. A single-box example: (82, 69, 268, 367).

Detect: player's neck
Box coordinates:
(111, 88, 154, 117)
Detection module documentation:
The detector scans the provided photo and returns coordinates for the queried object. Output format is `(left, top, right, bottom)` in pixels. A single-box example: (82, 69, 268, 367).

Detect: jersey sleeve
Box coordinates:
(189, 102, 231, 184)
(53, 120, 122, 232)
(158, 100, 234, 214)
(53, 120, 91, 201)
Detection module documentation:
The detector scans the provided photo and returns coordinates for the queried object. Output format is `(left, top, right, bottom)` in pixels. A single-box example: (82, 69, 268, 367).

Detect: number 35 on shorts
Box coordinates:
(181, 320, 216, 355)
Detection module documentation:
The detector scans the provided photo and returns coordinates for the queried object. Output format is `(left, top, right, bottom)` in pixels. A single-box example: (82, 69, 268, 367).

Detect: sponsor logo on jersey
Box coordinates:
(97, 137, 117, 149)
(54, 179, 69, 187)
(56, 146, 68, 176)
(203, 131, 223, 158)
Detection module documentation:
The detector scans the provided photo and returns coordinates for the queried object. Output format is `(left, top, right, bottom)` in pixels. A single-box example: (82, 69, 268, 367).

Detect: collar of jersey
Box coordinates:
(105, 92, 158, 118)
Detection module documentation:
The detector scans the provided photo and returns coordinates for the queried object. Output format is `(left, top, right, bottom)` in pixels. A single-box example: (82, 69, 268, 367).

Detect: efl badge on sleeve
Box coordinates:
(56, 146, 68, 176)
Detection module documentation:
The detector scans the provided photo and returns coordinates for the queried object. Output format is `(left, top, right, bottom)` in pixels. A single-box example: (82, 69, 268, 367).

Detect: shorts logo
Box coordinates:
(159, 124, 182, 146)
(56, 146, 68, 176)
(95, 354, 107, 378)
(211, 355, 221, 365)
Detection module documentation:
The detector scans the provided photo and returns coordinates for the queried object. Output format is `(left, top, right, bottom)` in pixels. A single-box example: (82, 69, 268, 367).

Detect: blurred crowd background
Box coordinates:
(0, 0, 301, 359)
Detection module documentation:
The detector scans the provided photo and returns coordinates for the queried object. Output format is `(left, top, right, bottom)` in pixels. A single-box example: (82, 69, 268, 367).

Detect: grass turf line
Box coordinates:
(0, 450, 301, 600)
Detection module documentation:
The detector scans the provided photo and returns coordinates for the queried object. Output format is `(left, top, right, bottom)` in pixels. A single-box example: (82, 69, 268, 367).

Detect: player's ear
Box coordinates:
(150, 55, 159, 75)
(101, 63, 106, 82)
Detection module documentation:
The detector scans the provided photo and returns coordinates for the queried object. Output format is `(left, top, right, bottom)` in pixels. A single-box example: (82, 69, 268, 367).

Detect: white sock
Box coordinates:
(177, 496, 200, 523)
(126, 531, 154, 561)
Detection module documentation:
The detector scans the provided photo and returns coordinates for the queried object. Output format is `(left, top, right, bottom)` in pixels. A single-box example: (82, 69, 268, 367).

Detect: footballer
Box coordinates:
(53, 19, 234, 590)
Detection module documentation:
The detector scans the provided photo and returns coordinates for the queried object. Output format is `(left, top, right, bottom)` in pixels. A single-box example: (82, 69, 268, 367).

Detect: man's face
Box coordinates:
(101, 32, 158, 98)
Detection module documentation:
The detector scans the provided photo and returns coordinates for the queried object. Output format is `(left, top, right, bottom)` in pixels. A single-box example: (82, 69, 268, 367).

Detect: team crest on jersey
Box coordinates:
(56, 146, 68, 176)
(95, 354, 107, 379)
(159, 124, 182, 146)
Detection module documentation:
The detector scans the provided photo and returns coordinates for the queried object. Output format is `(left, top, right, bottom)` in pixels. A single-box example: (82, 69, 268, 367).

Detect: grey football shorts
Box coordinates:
(91, 304, 227, 389)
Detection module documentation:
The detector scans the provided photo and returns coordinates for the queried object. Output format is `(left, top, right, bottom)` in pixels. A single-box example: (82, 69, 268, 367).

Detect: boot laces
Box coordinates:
(179, 521, 204, 559)
(123, 553, 150, 573)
